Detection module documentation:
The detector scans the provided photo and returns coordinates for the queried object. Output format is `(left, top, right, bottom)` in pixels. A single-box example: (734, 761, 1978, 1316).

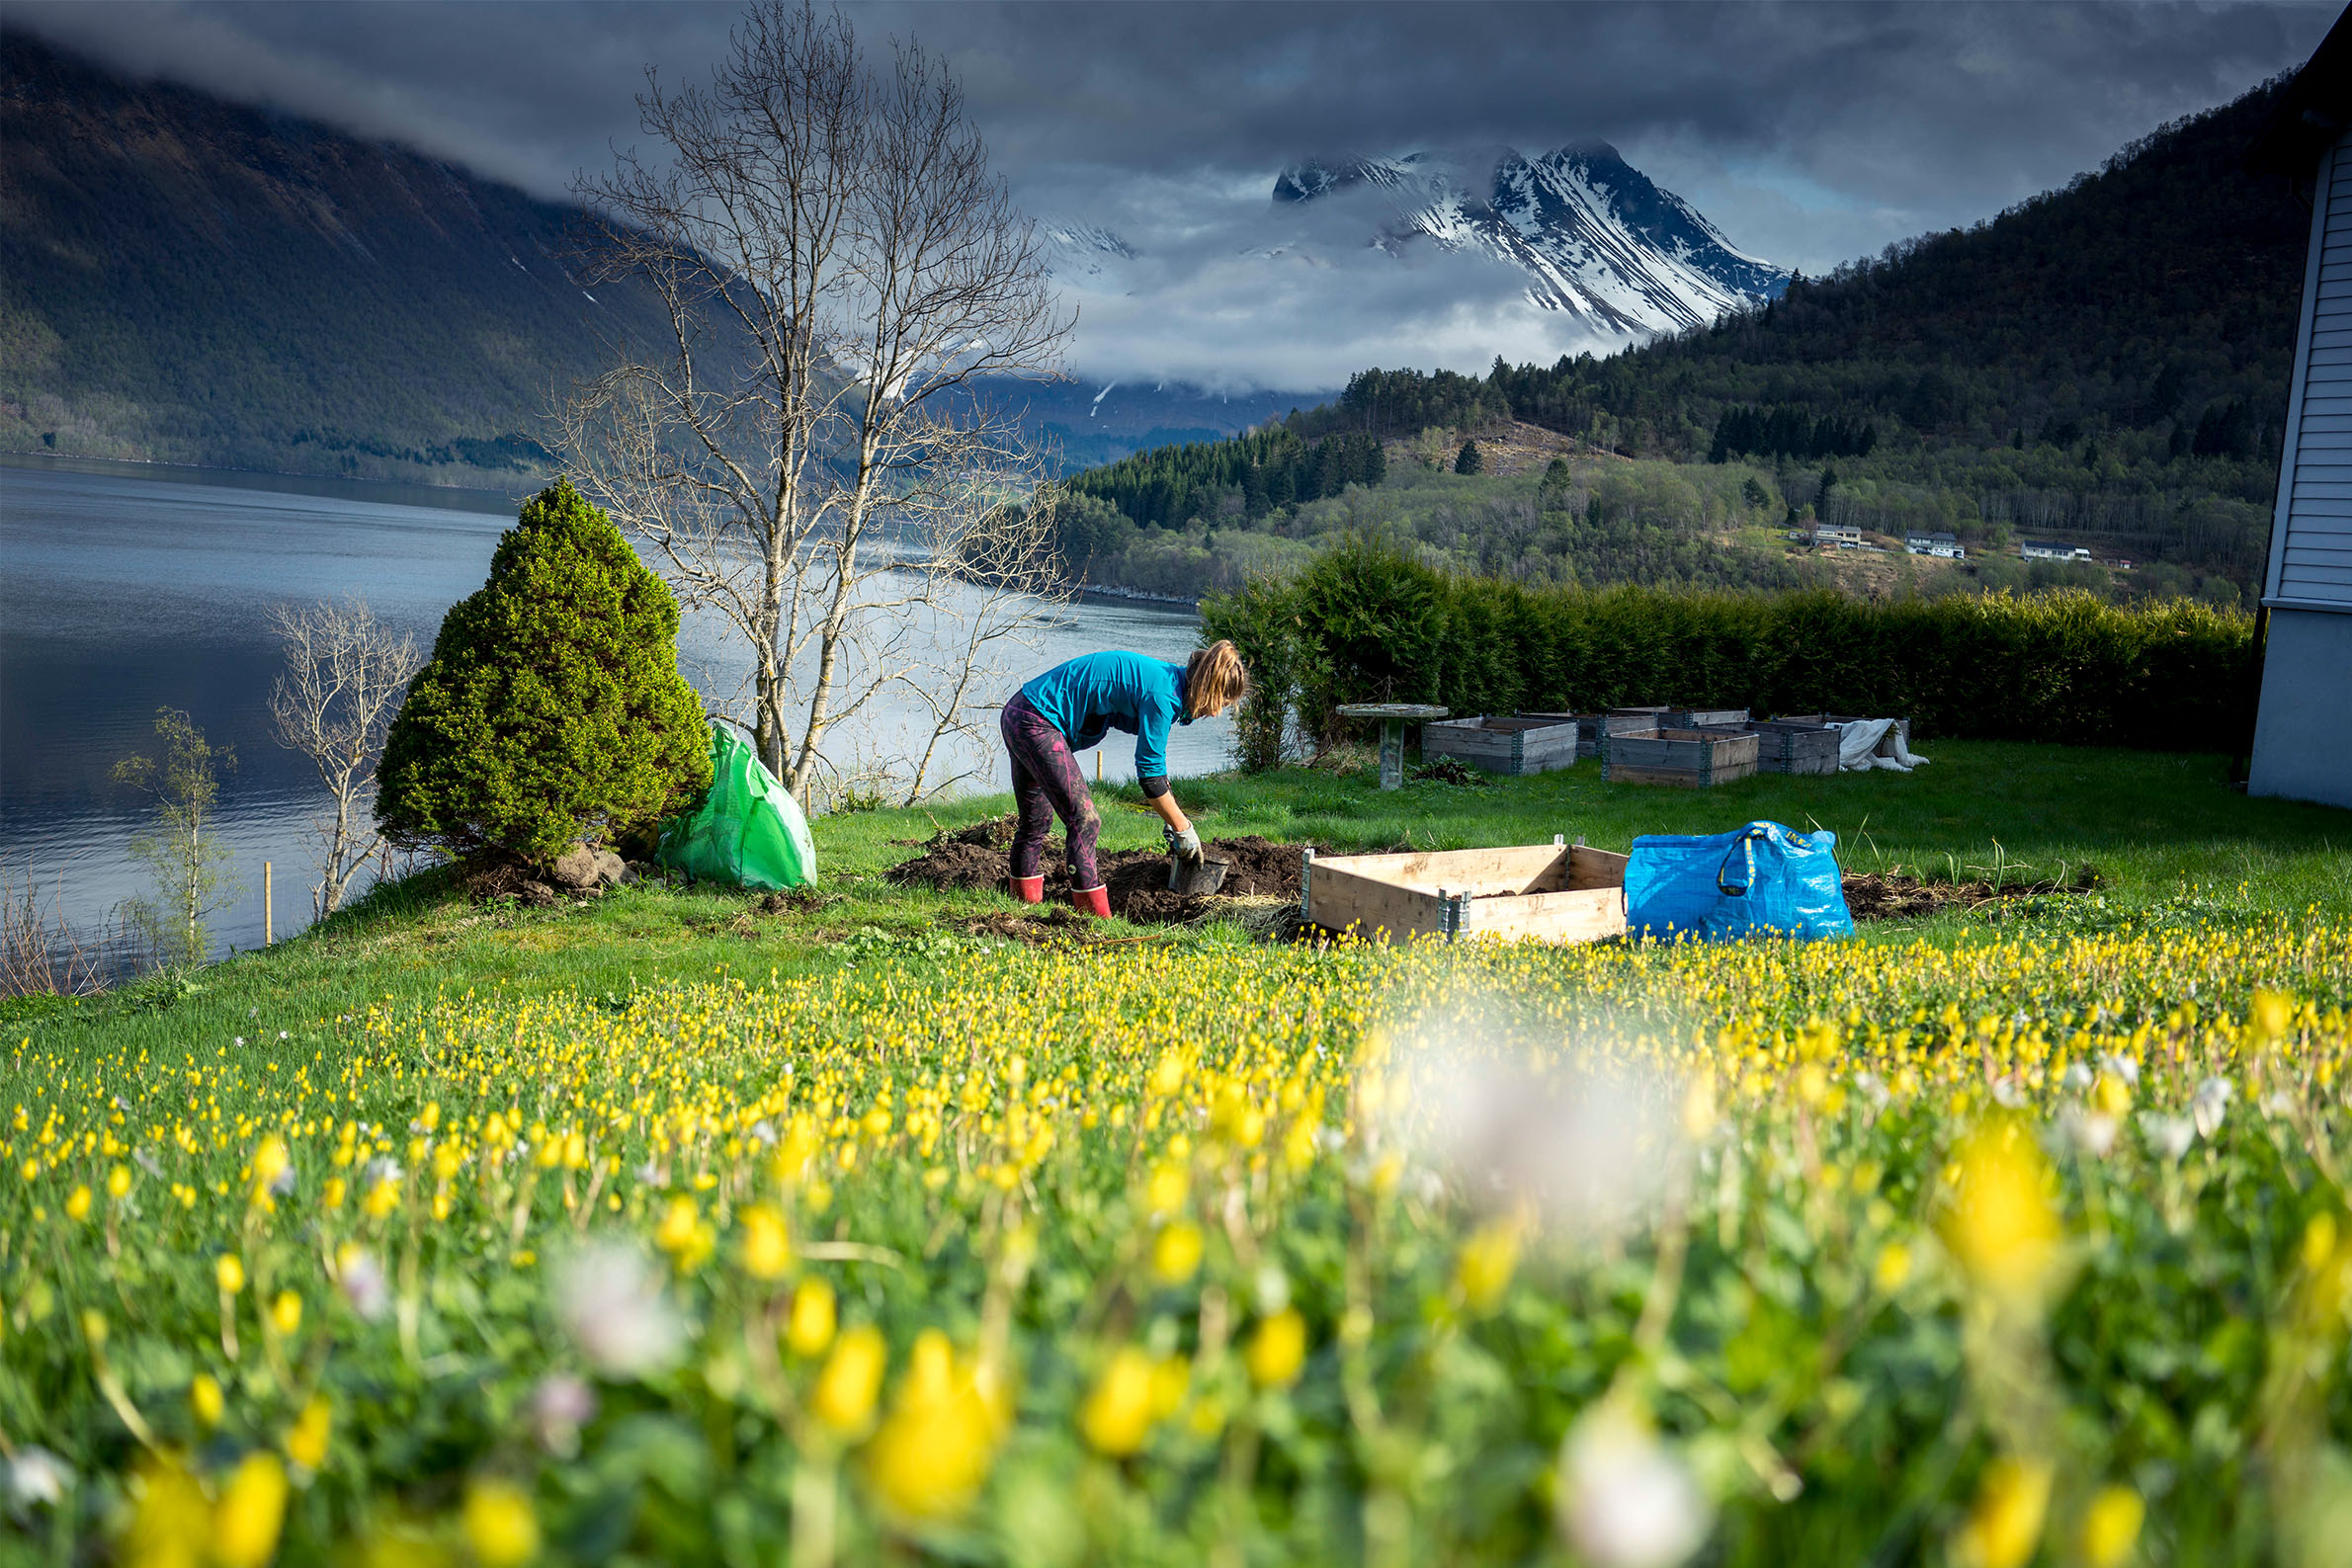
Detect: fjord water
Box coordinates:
(0, 454, 1221, 952)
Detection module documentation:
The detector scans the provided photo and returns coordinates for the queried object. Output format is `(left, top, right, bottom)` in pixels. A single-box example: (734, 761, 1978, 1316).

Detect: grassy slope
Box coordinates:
(5, 740, 2345, 1068)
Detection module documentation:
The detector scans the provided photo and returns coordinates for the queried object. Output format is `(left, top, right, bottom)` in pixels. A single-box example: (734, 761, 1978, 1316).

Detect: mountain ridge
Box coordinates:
(1272, 141, 1789, 337)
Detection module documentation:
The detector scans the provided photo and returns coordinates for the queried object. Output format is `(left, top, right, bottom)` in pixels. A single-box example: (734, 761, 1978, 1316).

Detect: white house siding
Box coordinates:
(2251, 126, 2352, 810)
(2269, 131, 2352, 609)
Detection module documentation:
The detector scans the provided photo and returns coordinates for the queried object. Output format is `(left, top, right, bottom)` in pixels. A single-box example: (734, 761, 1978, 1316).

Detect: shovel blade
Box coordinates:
(1168, 855, 1231, 896)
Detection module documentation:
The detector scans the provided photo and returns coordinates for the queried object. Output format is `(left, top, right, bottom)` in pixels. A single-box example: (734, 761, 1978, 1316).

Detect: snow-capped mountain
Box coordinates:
(1041, 220, 1137, 281)
(1272, 142, 1788, 338)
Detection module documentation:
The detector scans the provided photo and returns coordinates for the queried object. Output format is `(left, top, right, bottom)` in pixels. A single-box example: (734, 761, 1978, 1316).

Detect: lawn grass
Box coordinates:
(5, 739, 2344, 1071)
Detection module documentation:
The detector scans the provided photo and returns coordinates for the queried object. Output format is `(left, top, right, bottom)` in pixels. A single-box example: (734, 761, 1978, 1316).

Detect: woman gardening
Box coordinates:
(999, 641, 1249, 916)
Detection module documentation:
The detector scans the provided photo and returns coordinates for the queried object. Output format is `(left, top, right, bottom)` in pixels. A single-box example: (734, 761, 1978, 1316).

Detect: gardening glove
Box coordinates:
(1165, 823, 1204, 863)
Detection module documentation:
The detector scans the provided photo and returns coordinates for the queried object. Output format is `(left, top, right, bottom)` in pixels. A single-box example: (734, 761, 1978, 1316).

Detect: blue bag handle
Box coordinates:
(1717, 825, 1768, 898)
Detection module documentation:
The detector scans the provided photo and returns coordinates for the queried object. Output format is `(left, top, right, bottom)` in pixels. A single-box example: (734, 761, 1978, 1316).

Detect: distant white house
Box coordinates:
(1904, 530, 1967, 560)
(1784, 529, 1811, 543)
(1813, 524, 1862, 549)
(2019, 539, 2092, 562)
(2248, 12, 2352, 811)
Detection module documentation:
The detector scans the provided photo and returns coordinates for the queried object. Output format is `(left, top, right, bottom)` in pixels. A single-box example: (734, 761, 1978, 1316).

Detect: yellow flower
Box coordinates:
(123, 1456, 210, 1568)
(1953, 1456, 2053, 1568)
(1148, 1354, 1190, 1420)
(1874, 1242, 1912, 1292)
(1680, 1070, 1720, 1139)
(1151, 1221, 1204, 1285)
(362, 1178, 400, 1219)
(2250, 989, 2293, 1042)
(1079, 1346, 1157, 1456)
(2092, 1073, 2132, 1117)
(191, 1372, 224, 1430)
(1245, 1307, 1307, 1389)
(810, 1323, 884, 1436)
(2079, 1485, 2144, 1568)
(739, 1204, 793, 1281)
(1455, 1216, 1523, 1314)
(64, 1184, 92, 1221)
(786, 1279, 837, 1359)
(1145, 1161, 1189, 1217)
(322, 1177, 346, 1210)
(270, 1290, 302, 1337)
(210, 1452, 289, 1568)
(216, 1255, 246, 1295)
(653, 1195, 714, 1272)
(1942, 1123, 2061, 1305)
(462, 1478, 542, 1567)
(287, 1394, 332, 1471)
(253, 1135, 291, 1189)
(866, 1330, 1000, 1520)
(108, 1164, 132, 1199)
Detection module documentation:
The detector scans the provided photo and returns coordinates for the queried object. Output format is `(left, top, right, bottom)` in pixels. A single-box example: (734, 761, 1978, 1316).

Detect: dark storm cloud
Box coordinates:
(9, 1, 2336, 388)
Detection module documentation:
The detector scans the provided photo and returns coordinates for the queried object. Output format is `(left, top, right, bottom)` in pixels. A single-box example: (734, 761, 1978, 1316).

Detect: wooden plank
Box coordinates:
(1455, 885, 1626, 944)
(1566, 845, 1631, 889)
(1304, 861, 1448, 942)
(1316, 845, 1566, 896)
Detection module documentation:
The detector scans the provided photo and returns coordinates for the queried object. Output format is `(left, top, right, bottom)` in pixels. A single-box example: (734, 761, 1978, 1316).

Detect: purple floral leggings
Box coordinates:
(1001, 692, 1100, 888)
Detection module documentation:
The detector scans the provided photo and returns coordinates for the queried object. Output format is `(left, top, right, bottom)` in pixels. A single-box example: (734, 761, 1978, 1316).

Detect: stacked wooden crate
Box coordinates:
(1420, 715, 1580, 776)
(1774, 713, 1914, 762)
(1660, 707, 1750, 729)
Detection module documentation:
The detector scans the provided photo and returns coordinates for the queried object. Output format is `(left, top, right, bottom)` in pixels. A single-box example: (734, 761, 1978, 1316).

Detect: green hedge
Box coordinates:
(1202, 540, 2256, 764)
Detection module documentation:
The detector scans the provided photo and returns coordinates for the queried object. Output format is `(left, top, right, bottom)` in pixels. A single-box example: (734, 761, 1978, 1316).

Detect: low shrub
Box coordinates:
(1205, 539, 2254, 761)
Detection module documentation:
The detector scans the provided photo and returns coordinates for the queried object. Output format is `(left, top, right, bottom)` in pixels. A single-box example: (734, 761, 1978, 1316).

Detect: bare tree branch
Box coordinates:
(268, 598, 422, 920)
(556, 0, 1073, 801)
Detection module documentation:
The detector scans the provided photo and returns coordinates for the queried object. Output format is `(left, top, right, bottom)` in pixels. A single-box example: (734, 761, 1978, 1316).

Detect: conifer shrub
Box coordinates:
(377, 479, 712, 866)
(1204, 539, 2255, 765)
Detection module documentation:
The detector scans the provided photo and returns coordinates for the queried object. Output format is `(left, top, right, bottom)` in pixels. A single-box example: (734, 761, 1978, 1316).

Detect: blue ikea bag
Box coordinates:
(1625, 821, 1853, 942)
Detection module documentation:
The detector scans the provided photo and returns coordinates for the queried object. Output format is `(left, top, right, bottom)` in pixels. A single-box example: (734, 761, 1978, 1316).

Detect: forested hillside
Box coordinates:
(0, 32, 677, 483)
(1062, 75, 2306, 605)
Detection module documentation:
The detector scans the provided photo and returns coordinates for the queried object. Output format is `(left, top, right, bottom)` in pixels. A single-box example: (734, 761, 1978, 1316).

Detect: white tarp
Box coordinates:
(1832, 718, 1932, 773)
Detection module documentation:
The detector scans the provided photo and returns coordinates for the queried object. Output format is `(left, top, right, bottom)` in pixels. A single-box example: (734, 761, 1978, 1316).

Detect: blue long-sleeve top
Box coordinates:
(1019, 651, 1190, 783)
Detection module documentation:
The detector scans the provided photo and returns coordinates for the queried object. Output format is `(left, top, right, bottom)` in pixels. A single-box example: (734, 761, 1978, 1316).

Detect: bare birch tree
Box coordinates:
(558, 0, 1072, 798)
(268, 598, 422, 920)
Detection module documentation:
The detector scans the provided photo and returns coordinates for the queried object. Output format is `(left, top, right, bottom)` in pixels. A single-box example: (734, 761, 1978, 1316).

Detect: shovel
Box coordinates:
(1167, 853, 1230, 896)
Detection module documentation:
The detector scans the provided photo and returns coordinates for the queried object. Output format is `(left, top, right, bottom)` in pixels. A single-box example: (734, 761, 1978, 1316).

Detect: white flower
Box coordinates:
(336, 1249, 390, 1322)
(1852, 1071, 1891, 1112)
(5, 1447, 69, 1509)
(1990, 1074, 2027, 1110)
(2261, 1090, 2298, 1119)
(278, 1031, 289, 1040)
(530, 1373, 597, 1457)
(2060, 1062, 2095, 1094)
(2191, 1077, 2233, 1139)
(1557, 1407, 1711, 1568)
(2101, 1053, 2141, 1088)
(748, 1119, 777, 1146)
(2141, 1113, 2196, 1162)
(2058, 1107, 2119, 1159)
(552, 1241, 685, 1379)
(233, 1036, 245, 1047)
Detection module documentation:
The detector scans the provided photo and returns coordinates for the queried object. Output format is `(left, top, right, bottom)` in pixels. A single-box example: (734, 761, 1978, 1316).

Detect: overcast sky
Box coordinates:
(13, 0, 2338, 390)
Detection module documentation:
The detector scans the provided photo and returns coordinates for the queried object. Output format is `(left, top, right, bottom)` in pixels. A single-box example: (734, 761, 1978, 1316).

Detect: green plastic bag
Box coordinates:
(655, 723, 816, 890)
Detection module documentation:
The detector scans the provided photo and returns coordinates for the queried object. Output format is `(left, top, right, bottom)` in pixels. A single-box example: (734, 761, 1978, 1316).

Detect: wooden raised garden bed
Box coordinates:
(1601, 727, 1760, 787)
(1748, 718, 1841, 776)
(1302, 840, 1629, 944)
(1522, 711, 1654, 763)
(1420, 715, 1579, 776)
(1773, 713, 1913, 760)
(1661, 707, 1751, 729)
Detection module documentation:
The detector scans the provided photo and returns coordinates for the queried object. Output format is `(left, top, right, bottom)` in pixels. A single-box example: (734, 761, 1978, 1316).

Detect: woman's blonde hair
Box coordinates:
(1185, 639, 1249, 720)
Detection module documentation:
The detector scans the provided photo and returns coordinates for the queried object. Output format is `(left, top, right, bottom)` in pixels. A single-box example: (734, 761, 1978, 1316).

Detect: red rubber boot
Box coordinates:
(1070, 884, 1111, 919)
(1009, 874, 1045, 904)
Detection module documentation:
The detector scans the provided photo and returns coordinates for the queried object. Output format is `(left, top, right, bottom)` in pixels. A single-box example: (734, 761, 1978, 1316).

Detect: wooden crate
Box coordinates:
(1749, 719, 1842, 776)
(1661, 707, 1751, 729)
(1601, 727, 1760, 787)
(1303, 841, 1629, 945)
(1421, 715, 1579, 776)
(1522, 711, 1653, 763)
(1773, 713, 1912, 758)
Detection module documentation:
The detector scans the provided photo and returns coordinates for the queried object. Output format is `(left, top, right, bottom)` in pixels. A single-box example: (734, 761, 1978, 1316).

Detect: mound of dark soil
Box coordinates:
(888, 822, 1314, 923)
(1843, 868, 2101, 921)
